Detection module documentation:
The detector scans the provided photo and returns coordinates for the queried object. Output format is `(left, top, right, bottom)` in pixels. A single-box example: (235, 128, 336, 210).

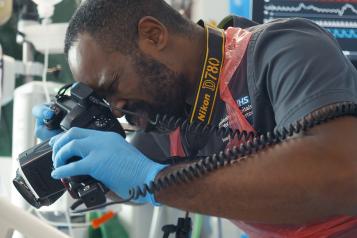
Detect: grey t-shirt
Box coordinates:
(245, 18, 357, 132)
(133, 18, 357, 160)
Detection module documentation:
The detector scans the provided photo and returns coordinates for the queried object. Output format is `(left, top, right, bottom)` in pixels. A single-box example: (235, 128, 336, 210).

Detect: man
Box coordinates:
(33, 0, 357, 237)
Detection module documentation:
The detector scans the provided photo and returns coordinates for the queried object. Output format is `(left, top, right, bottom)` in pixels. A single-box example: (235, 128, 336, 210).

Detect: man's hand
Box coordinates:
(32, 104, 62, 141)
(49, 128, 167, 205)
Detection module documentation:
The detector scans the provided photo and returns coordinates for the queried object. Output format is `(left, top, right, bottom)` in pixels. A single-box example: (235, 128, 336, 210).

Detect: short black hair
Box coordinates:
(64, 0, 194, 55)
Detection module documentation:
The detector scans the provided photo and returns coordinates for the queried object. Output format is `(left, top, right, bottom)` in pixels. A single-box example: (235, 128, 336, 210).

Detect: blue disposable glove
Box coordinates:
(32, 104, 62, 141)
(49, 128, 168, 205)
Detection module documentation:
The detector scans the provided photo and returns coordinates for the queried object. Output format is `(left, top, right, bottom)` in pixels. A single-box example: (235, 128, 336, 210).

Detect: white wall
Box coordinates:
(191, 0, 230, 24)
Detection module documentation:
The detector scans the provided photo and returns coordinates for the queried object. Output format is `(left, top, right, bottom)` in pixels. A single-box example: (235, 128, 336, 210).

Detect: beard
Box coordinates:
(124, 51, 189, 132)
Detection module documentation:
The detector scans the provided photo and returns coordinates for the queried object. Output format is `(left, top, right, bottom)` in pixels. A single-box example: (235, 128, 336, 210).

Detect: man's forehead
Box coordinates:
(68, 41, 81, 77)
(68, 33, 114, 89)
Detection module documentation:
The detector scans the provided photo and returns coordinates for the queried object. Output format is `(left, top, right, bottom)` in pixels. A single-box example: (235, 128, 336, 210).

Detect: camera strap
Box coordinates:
(189, 23, 226, 125)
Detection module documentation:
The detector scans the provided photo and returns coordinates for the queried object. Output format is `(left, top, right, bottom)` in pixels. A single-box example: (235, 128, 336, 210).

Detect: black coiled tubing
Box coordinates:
(127, 102, 357, 201)
(151, 114, 258, 142)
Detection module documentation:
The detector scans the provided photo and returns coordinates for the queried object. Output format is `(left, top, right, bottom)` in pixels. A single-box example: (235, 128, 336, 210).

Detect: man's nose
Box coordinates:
(110, 100, 127, 118)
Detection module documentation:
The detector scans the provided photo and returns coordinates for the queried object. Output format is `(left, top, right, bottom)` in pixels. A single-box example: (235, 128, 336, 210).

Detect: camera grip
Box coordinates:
(44, 105, 64, 130)
(66, 156, 92, 183)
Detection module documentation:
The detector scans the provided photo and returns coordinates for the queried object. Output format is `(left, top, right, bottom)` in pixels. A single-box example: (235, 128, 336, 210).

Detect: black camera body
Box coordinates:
(13, 83, 125, 209)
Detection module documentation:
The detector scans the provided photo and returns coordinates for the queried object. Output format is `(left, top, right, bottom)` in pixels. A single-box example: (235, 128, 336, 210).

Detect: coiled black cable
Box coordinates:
(151, 114, 258, 142)
(127, 102, 357, 201)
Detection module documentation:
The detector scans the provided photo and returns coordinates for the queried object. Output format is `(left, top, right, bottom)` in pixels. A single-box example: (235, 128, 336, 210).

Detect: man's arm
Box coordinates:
(156, 116, 357, 225)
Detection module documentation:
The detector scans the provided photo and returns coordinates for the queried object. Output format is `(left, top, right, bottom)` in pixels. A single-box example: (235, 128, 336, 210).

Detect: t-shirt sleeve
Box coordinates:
(252, 18, 357, 128)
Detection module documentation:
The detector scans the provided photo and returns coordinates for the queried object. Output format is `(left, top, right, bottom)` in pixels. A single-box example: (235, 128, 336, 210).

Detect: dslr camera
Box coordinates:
(13, 83, 125, 210)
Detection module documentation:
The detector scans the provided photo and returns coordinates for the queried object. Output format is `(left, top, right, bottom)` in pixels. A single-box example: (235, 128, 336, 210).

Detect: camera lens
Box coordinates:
(13, 170, 42, 208)
(13, 170, 66, 208)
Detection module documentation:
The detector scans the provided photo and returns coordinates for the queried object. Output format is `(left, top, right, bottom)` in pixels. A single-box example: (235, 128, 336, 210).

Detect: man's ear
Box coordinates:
(137, 16, 169, 54)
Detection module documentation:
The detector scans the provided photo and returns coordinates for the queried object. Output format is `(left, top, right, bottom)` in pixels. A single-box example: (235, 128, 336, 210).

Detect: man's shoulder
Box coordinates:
(218, 15, 258, 29)
(248, 18, 324, 36)
(218, 16, 324, 42)
(246, 17, 337, 61)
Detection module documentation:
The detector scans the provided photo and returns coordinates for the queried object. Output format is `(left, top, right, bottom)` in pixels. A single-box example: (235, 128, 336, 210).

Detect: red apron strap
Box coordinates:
(219, 27, 255, 148)
(169, 128, 186, 157)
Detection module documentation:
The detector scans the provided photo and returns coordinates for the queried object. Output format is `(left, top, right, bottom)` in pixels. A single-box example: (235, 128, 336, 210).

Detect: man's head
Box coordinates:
(65, 0, 203, 130)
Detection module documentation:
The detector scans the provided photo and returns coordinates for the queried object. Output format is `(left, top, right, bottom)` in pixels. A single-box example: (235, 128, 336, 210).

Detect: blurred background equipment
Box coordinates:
(31, 0, 63, 19)
(0, 197, 70, 238)
(230, 0, 251, 19)
(189, 0, 251, 26)
(0, 0, 13, 26)
(252, 0, 357, 66)
(0, 50, 44, 107)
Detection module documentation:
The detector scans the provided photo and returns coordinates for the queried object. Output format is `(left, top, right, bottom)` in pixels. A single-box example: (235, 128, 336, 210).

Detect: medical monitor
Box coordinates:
(252, 1, 357, 61)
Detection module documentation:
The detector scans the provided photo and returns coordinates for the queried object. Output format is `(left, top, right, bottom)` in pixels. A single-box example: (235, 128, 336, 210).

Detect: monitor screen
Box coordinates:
(252, 1, 357, 54)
